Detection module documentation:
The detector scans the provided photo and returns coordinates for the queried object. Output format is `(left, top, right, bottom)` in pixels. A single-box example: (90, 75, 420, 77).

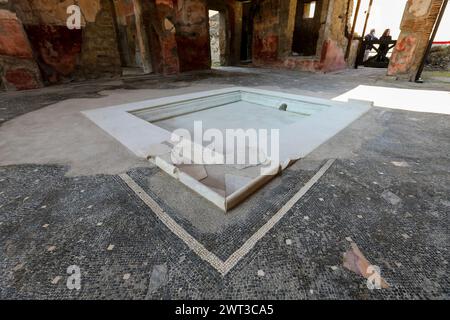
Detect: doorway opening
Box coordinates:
(208, 8, 230, 67)
(112, 0, 152, 76)
(209, 10, 226, 67)
(240, 1, 254, 63)
(292, 0, 323, 56)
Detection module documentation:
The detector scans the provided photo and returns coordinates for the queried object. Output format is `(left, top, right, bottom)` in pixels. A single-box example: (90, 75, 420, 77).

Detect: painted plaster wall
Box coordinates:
(129, 0, 241, 74)
(136, 0, 220, 74)
(207, 0, 242, 66)
(3, 0, 442, 91)
(387, 0, 444, 80)
(251, 0, 350, 73)
(7, 0, 121, 83)
(252, 0, 280, 63)
(114, 0, 140, 68)
(174, 0, 210, 72)
(145, 0, 180, 74)
(77, 0, 122, 79)
(1, 0, 351, 90)
(1, 0, 183, 88)
(0, 2, 43, 90)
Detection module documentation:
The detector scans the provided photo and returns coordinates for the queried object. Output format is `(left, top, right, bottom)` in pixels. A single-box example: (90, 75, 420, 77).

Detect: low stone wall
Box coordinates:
(425, 45, 450, 71)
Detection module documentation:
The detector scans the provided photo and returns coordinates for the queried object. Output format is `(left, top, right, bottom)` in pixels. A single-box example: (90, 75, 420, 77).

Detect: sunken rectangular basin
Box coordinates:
(83, 87, 371, 211)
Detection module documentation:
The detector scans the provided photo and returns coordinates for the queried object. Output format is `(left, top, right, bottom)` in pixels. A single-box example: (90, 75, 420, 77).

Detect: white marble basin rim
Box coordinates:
(82, 87, 372, 211)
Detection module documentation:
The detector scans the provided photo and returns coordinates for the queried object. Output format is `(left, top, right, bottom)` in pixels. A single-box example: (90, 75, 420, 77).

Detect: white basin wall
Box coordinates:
(82, 87, 372, 211)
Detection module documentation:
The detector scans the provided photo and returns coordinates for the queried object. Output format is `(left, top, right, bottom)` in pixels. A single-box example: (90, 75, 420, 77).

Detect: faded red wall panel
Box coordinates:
(4, 68, 40, 90)
(319, 40, 347, 72)
(0, 9, 33, 59)
(174, 0, 210, 72)
(176, 34, 210, 71)
(388, 34, 418, 75)
(148, 0, 180, 74)
(0, 9, 43, 90)
(25, 25, 82, 82)
(253, 34, 279, 61)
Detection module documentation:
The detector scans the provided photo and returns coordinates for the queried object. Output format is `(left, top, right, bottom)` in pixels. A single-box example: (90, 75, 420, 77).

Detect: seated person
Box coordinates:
(363, 29, 378, 61)
(377, 29, 392, 62)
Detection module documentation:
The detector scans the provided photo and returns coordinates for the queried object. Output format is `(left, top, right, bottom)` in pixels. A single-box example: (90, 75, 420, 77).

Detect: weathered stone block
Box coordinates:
(0, 9, 33, 58)
(0, 55, 42, 90)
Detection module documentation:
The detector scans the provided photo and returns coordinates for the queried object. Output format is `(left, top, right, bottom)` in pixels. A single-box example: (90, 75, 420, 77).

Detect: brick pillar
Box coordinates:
(0, 4, 43, 90)
(387, 0, 445, 81)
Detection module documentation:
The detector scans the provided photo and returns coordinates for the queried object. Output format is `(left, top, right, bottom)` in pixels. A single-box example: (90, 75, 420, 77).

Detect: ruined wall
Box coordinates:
(1, 0, 359, 91)
(0, 1, 42, 90)
(147, 0, 241, 73)
(2, 0, 208, 88)
(387, 0, 444, 80)
(141, 0, 212, 73)
(207, 0, 242, 66)
(252, 0, 351, 72)
(317, 0, 349, 72)
(11, 0, 121, 82)
(174, 0, 210, 72)
(113, 0, 141, 68)
(252, 0, 280, 63)
(77, 0, 122, 79)
(145, 0, 180, 74)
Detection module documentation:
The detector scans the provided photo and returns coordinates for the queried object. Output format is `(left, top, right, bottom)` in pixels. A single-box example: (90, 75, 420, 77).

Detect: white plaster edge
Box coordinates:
(85, 88, 370, 211)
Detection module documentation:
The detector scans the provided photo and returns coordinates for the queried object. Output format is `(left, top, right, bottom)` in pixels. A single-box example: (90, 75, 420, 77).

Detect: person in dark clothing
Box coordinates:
(363, 29, 378, 61)
(364, 29, 378, 42)
(377, 29, 392, 62)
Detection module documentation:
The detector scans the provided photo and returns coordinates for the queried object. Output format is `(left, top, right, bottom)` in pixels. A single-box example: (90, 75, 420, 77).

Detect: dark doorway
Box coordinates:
(292, 0, 323, 56)
(112, 0, 152, 75)
(240, 1, 254, 63)
(113, 1, 140, 68)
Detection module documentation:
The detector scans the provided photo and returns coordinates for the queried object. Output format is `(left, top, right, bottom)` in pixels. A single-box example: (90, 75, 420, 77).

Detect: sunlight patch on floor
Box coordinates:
(333, 85, 450, 115)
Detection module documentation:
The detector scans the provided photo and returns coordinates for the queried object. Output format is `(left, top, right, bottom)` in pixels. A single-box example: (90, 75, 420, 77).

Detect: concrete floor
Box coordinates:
(0, 67, 449, 299)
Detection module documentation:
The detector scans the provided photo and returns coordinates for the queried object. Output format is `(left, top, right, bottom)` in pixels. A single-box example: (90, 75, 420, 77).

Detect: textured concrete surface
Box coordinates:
(0, 67, 449, 299)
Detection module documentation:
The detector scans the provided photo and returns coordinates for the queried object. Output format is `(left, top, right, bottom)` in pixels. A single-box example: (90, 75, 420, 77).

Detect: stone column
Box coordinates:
(387, 0, 445, 81)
